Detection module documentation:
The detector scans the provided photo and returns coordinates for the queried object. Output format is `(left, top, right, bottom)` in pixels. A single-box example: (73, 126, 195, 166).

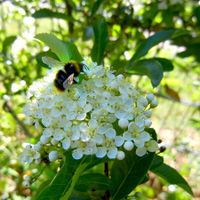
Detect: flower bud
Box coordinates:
(48, 150, 58, 162)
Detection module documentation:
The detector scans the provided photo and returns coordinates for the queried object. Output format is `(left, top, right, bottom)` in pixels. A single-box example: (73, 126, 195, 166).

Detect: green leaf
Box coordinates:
(35, 152, 90, 200)
(150, 155, 164, 170)
(35, 51, 59, 68)
(35, 33, 82, 63)
(2, 36, 16, 54)
(91, 16, 108, 65)
(154, 57, 174, 72)
(194, 7, 200, 26)
(91, 0, 104, 16)
(42, 56, 64, 68)
(126, 59, 163, 87)
(32, 8, 73, 21)
(130, 30, 175, 62)
(110, 151, 155, 200)
(151, 163, 193, 196)
(145, 128, 157, 141)
(75, 173, 110, 192)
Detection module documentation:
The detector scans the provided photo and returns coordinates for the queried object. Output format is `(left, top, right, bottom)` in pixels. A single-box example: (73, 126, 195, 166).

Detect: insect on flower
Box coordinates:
(54, 61, 84, 91)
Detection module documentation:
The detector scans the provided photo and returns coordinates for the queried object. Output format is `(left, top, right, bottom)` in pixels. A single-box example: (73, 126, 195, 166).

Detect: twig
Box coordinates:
(65, 0, 74, 34)
(102, 162, 110, 200)
(3, 101, 31, 137)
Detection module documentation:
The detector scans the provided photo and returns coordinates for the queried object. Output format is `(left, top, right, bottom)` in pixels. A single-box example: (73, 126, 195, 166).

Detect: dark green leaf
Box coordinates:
(75, 173, 110, 192)
(110, 150, 155, 200)
(35, 33, 82, 62)
(126, 59, 163, 87)
(91, 0, 104, 16)
(32, 8, 73, 21)
(151, 163, 193, 196)
(91, 16, 108, 65)
(194, 7, 200, 26)
(154, 58, 174, 71)
(145, 128, 157, 140)
(130, 30, 175, 62)
(150, 155, 164, 170)
(35, 152, 90, 200)
(2, 36, 16, 54)
(35, 51, 59, 68)
(70, 191, 91, 200)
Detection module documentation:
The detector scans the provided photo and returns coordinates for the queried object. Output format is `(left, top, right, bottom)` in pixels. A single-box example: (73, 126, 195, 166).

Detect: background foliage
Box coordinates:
(0, 0, 200, 199)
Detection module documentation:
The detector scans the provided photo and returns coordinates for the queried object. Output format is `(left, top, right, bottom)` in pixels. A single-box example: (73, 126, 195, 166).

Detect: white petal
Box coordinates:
(34, 142, 42, 151)
(117, 151, 125, 160)
(77, 113, 86, 121)
(107, 147, 118, 159)
(144, 119, 152, 127)
(134, 138, 145, 148)
(96, 147, 107, 158)
(85, 104, 93, 112)
(71, 126, 80, 141)
(89, 119, 98, 129)
(147, 140, 159, 152)
(123, 131, 132, 140)
(118, 118, 129, 129)
(115, 111, 127, 120)
(105, 128, 116, 139)
(40, 135, 49, 144)
(137, 97, 148, 107)
(84, 144, 97, 155)
(128, 122, 136, 132)
(124, 141, 134, 151)
(51, 138, 58, 145)
(150, 99, 158, 108)
(146, 93, 154, 102)
(72, 149, 83, 160)
(41, 117, 51, 127)
(62, 138, 71, 150)
(93, 134, 104, 145)
(54, 129, 65, 141)
(115, 136, 124, 147)
(144, 110, 152, 117)
(80, 132, 90, 142)
(48, 151, 58, 161)
(136, 147, 146, 157)
(140, 132, 151, 142)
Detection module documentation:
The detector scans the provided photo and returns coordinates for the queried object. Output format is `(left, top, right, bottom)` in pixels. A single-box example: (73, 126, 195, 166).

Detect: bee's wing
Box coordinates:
(42, 56, 65, 68)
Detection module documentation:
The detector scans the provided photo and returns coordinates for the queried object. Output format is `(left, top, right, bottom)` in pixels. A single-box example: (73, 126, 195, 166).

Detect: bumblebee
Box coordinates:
(54, 61, 83, 91)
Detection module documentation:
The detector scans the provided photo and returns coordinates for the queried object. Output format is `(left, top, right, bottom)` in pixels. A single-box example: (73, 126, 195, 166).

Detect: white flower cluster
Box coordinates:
(21, 59, 158, 164)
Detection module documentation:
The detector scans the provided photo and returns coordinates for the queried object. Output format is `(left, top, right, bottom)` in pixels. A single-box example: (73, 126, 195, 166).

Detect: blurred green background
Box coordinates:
(0, 0, 200, 199)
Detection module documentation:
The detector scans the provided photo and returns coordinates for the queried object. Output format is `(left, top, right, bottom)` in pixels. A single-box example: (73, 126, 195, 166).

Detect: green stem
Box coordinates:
(60, 160, 88, 200)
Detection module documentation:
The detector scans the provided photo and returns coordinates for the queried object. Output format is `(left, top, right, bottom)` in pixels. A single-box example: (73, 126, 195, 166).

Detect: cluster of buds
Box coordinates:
(21, 59, 158, 164)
